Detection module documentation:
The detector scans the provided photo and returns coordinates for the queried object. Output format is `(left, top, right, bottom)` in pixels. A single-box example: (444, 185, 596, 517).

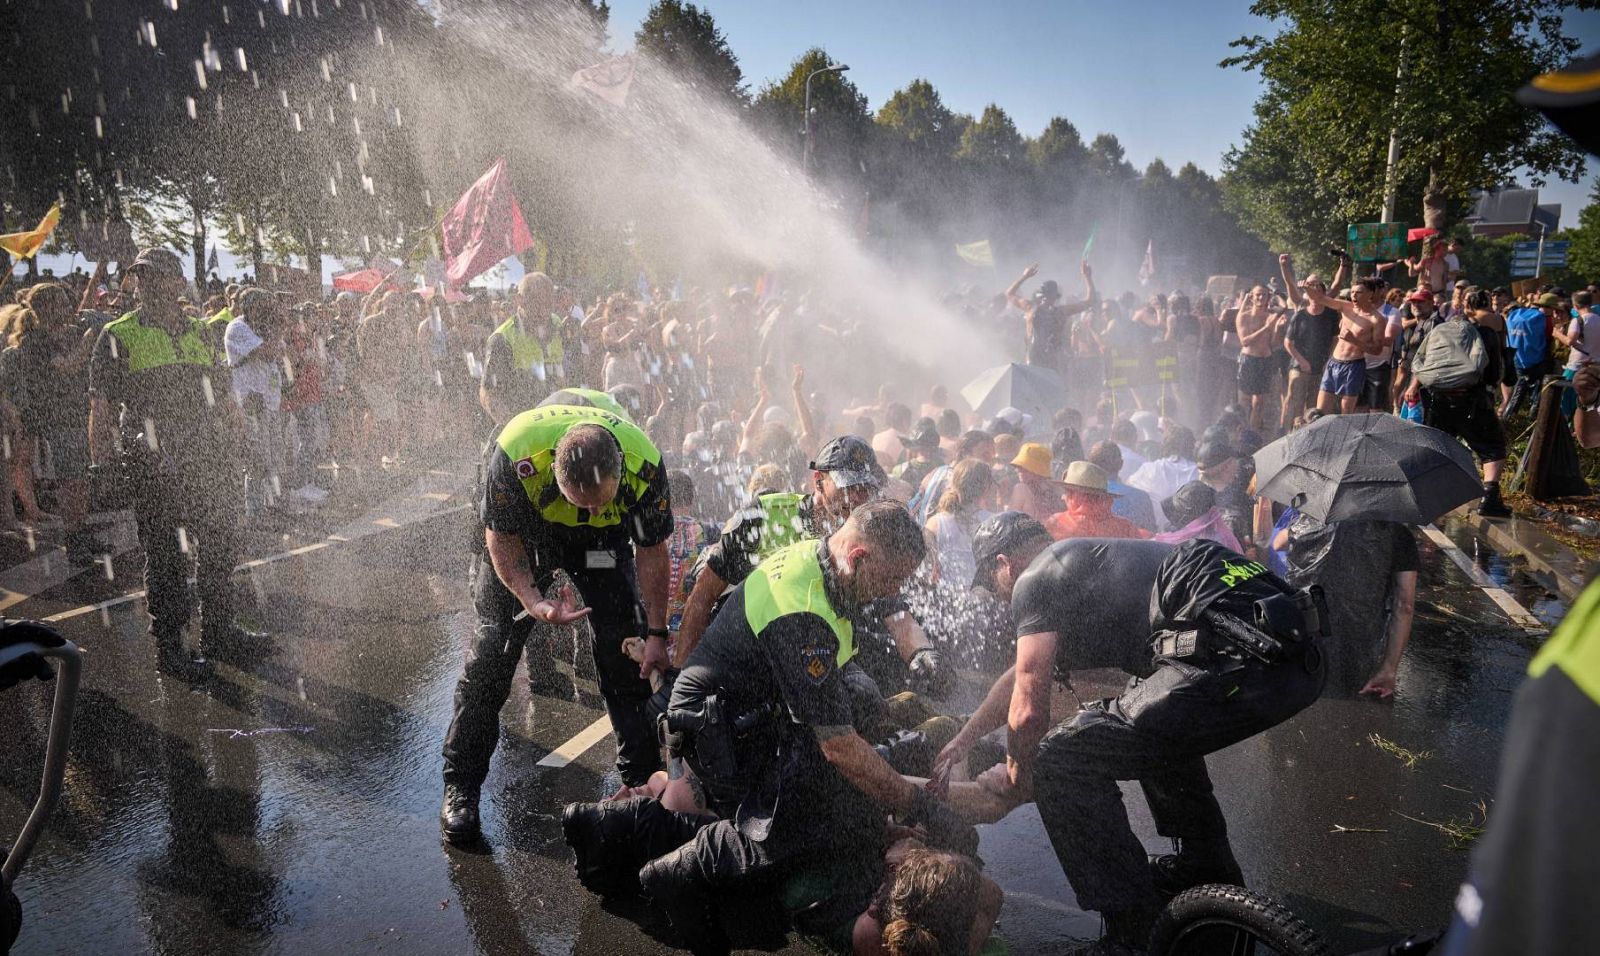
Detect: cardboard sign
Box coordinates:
(1346, 222, 1407, 263)
(1205, 275, 1242, 302)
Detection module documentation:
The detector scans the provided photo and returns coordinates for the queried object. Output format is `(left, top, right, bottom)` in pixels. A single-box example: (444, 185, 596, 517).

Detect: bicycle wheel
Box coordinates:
(1148, 884, 1330, 956)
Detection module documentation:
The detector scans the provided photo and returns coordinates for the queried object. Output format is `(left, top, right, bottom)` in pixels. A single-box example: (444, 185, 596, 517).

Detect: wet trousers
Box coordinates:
(131, 473, 240, 650)
(442, 548, 663, 787)
(1503, 361, 1551, 418)
(1034, 654, 1323, 914)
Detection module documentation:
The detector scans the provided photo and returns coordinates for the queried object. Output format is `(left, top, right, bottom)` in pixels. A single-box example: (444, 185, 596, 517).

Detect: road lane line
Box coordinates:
(1422, 525, 1547, 634)
(536, 715, 613, 769)
(36, 503, 472, 625)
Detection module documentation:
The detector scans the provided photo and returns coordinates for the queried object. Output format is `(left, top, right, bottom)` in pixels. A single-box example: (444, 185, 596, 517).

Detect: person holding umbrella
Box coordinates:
(1254, 414, 1487, 696)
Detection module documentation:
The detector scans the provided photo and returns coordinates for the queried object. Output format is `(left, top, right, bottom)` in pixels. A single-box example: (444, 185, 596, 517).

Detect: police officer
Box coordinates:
(479, 272, 564, 425)
(942, 513, 1325, 953)
(674, 436, 949, 698)
(441, 402, 674, 844)
(87, 248, 258, 677)
(564, 502, 978, 954)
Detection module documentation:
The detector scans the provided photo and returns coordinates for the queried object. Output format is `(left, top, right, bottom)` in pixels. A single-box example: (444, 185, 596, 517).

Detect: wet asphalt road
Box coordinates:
(0, 469, 1567, 955)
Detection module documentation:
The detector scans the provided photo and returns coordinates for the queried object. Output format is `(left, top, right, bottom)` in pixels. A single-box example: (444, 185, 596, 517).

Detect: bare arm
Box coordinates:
(1304, 286, 1374, 329)
(740, 368, 771, 455)
(78, 261, 106, 313)
(1004, 262, 1039, 313)
(635, 540, 671, 678)
(886, 610, 932, 662)
(791, 364, 818, 459)
(1005, 632, 1058, 790)
(672, 567, 726, 667)
(1278, 254, 1303, 310)
(949, 665, 1015, 754)
(1330, 256, 1349, 294)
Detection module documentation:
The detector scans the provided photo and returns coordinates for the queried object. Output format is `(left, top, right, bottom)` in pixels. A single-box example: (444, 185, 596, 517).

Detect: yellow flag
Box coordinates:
(956, 239, 994, 267)
(0, 203, 62, 260)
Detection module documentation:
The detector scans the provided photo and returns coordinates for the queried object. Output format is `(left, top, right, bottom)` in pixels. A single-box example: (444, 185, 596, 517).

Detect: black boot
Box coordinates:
(1150, 837, 1245, 900)
(153, 630, 211, 681)
(562, 797, 707, 898)
(440, 783, 482, 845)
(201, 625, 277, 667)
(640, 853, 733, 956)
(1479, 481, 1511, 518)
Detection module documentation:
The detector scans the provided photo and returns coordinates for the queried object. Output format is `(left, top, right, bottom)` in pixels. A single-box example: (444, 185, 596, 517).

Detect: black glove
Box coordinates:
(906, 647, 954, 699)
(908, 787, 979, 859)
(0, 619, 66, 691)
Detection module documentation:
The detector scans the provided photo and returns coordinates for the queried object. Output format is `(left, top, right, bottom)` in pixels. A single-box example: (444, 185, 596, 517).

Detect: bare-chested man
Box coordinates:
(1303, 275, 1383, 414)
(1234, 285, 1282, 429)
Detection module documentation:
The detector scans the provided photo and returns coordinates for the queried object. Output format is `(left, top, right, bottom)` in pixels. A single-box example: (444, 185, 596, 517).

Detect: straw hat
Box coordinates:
(1060, 460, 1120, 497)
(1011, 443, 1055, 480)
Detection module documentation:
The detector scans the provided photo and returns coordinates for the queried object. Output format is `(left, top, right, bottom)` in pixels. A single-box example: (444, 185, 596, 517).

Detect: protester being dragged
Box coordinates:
(1007, 442, 1062, 523)
(1086, 441, 1157, 533)
(1043, 460, 1144, 541)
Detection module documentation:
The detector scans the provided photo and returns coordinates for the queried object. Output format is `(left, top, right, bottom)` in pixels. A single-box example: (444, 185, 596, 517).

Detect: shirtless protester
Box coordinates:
(1302, 274, 1383, 414)
(1233, 286, 1284, 431)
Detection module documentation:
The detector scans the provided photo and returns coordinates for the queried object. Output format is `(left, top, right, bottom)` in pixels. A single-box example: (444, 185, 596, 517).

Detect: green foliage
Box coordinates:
(751, 48, 872, 178)
(1568, 182, 1600, 284)
(635, 1, 745, 103)
(1222, 0, 1595, 257)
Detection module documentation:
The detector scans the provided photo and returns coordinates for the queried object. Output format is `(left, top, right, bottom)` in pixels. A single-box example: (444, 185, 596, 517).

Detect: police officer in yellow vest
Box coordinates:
(442, 403, 675, 844)
(87, 248, 254, 677)
(479, 272, 566, 425)
(674, 436, 953, 702)
(560, 502, 978, 954)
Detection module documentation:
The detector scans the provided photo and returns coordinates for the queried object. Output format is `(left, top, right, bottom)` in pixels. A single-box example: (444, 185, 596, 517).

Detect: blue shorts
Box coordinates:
(1320, 357, 1366, 397)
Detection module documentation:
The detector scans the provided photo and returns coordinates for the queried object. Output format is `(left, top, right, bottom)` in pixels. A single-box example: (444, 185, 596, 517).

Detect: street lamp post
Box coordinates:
(803, 62, 849, 176)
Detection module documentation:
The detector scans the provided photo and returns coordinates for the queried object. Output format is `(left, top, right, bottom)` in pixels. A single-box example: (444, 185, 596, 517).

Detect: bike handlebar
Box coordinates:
(2, 636, 81, 883)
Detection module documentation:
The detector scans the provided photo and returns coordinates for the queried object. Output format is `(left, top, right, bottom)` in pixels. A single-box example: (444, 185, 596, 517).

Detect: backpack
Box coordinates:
(1506, 307, 1549, 369)
(1413, 319, 1487, 391)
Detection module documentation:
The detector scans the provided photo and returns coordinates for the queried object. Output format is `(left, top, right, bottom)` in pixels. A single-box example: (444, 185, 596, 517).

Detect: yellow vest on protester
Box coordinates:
(494, 315, 565, 380)
(493, 404, 661, 530)
(742, 540, 856, 668)
(104, 310, 216, 372)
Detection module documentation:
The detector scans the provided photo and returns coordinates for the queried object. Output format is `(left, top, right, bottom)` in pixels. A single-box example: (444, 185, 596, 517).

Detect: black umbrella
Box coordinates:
(960, 363, 1066, 423)
(1253, 414, 1482, 525)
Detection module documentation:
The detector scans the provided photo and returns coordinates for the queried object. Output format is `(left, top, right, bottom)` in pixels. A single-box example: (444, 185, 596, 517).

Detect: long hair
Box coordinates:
(0, 303, 39, 350)
(937, 459, 992, 516)
(879, 850, 983, 956)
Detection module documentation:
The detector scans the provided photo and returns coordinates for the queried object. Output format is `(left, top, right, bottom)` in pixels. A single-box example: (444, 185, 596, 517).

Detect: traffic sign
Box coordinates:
(1511, 264, 1540, 278)
(1513, 240, 1540, 254)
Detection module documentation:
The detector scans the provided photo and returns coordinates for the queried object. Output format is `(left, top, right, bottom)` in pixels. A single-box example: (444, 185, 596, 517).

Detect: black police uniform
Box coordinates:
(88, 309, 241, 666)
(638, 539, 890, 952)
(1015, 538, 1325, 918)
(442, 407, 674, 791)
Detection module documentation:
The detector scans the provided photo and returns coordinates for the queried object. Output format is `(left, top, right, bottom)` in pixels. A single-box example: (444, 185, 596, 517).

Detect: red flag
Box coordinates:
(331, 268, 388, 293)
(441, 158, 535, 288)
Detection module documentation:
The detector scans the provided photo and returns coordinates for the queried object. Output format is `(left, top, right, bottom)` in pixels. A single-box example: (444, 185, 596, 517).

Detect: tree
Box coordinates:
(635, 1, 745, 103)
(1568, 181, 1600, 284)
(1222, 0, 1595, 253)
(1087, 133, 1136, 181)
(751, 48, 871, 182)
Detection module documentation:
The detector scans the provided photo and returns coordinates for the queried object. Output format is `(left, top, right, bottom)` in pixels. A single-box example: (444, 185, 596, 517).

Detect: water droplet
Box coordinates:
(281, 356, 295, 384)
(194, 59, 208, 91)
(292, 111, 303, 133)
(143, 418, 159, 451)
(235, 47, 248, 71)
(201, 374, 215, 406)
(101, 554, 114, 580)
(328, 176, 337, 197)
(24, 526, 35, 552)
(185, 96, 197, 120)
(177, 526, 190, 553)
(93, 116, 103, 138)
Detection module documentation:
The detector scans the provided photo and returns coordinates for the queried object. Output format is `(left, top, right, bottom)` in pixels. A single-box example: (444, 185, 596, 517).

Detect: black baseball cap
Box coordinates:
(1035, 279, 1061, 302)
(809, 435, 887, 490)
(1195, 439, 1236, 471)
(970, 510, 1052, 590)
(899, 419, 941, 451)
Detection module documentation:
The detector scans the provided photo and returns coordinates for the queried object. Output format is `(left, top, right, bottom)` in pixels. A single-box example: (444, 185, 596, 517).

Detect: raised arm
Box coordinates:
(1004, 262, 1040, 313)
(739, 366, 771, 455)
(1304, 285, 1373, 329)
(1278, 254, 1303, 310)
(78, 261, 107, 313)
(791, 363, 818, 458)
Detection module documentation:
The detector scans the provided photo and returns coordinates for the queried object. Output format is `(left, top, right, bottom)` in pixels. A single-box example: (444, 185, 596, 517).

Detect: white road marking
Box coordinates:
(1422, 525, 1547, 634)
(536, 715, 613, 769)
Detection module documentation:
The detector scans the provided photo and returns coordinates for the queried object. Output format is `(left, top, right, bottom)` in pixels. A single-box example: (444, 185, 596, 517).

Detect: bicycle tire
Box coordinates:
(1148, 883, 1330, 956)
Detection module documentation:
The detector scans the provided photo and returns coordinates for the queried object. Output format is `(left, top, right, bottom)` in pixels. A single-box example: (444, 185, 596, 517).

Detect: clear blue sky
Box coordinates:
(607, 0, 1600, 226)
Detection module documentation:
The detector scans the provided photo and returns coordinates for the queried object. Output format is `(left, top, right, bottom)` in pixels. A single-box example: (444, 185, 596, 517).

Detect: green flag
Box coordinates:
(1081, 226, 1097, 261)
